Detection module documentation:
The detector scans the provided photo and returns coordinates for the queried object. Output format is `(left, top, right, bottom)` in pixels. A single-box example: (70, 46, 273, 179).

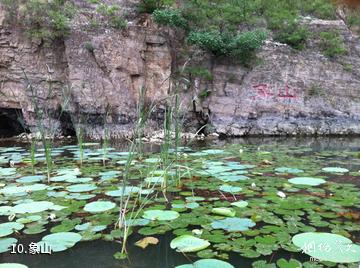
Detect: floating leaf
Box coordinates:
(142, 210, 179, 221)
(288, 177, 326, 186)
(275, 167, 304, 174)
(16, 175, 45, 183)
(175, 259, 234, 268)
(219, 185, 242, 193)
(38, 232, 82, 252)
(105, 186, 140, 197)
(292, 232, 360, 263)
(211, 217, 255, 232)
(231, 201, 248, 208)
(145, 176, 164, 185)
(135, 236, 159, 249)
(12, 201, 63, 214)
(211, 207, 236, 217)
(0, 184, 47, 196)
(276, 258, 302, 268)
(322, 167, 349, 173)
(84, 201, 116, 213)
(0, 222, 24, 237)
(0, 264, 28, 268)
(170, 235, 210, 252)
(66, 184, 97, 193)
(0, 238, 18, 253)
(218, 175, 249, 182)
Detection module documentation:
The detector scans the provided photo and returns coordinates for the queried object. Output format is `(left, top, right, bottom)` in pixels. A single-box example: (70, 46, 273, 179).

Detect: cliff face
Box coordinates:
(0, 1, 359, 139)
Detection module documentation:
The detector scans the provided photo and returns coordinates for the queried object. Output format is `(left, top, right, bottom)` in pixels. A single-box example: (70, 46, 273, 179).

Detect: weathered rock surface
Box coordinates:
(0, 2, 359, 139)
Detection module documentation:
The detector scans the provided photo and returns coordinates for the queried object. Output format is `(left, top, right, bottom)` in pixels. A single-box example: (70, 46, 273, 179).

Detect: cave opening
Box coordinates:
(59, 111, 76, 137)
(0, 108, 29, 138)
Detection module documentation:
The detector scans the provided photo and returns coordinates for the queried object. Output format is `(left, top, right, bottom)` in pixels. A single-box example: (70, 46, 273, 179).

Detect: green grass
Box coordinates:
(319, 30, 348, 58)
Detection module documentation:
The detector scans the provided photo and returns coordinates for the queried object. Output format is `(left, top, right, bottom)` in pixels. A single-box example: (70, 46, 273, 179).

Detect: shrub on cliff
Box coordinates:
(138, 0, 175, 14)
(319, 30, 348, 58)
(96, 3, 127, 29)
(153, 8, 188, 30)
(1, 0, 76, 43)
(187, 30, 267, 63)
(266, 8, 310, 50)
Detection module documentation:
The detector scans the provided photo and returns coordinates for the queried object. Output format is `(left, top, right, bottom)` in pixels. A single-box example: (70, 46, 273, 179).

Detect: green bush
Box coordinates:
(153, 8, 188, 30)
(319, 31, 347, 58)
(265, 8, 309, 49)
(84, 42, 95, 53)
(301, 0, 337, 20)
(347, 10, 360, 35)
(187, 30, 267, 62)
(181, 0, 260, 33)
(96, 4, 127, 29)
(138, 0, 174, 14)
(1, 0, 76, 42)
(274, 25, 310, 50)
(187, 31, 230, 56)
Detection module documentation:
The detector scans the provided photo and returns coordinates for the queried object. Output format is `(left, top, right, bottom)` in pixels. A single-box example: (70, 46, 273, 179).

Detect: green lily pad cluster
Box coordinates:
(0, 141, 358, 268)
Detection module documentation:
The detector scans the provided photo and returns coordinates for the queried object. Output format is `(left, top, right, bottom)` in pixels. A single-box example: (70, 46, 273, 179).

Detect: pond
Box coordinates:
(0, 136, 359, 268)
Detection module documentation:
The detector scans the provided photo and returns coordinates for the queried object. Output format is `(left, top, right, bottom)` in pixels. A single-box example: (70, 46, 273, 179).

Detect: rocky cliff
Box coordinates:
(0, 1, 359, 139)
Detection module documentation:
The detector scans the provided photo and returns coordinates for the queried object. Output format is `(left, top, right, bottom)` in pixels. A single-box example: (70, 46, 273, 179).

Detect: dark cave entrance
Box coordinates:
(0, 108, 28, 138)
(59, 111, 76, 137)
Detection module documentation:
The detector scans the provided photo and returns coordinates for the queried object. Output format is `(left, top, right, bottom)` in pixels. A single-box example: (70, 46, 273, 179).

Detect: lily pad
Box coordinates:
(84, 201, 116, 213)
(322, 167, 349, 173)
(219, 185, 242, 193)
(12, 201, 63, 214)
(66, 184, 97, 193)
(38, 232, 82, 252)
(175, 259, 234, 268)
(292, 232, 360, 263)
(0, 238, 18, 253)
(142, 210, 180, 221)
(0, 184, 47, 196)
(135, 236, 159, 249)
(211, 207, 236, 217)
(170, 235, 210, 252)
(0, 222, 24, 237)
(288, 177, 326, 186)
(211, 217, 256, 232)
(105, 186, 140, 197)
(231, 201, 248, 208)
(0, 264, 28, 268)
(275, 167, 304, 174)
(16, 175, 45, 183)
(218, 175, 249, 182)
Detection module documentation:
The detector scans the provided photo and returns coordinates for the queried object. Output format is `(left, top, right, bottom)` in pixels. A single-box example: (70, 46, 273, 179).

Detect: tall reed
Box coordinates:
(23, 69, 71, 183)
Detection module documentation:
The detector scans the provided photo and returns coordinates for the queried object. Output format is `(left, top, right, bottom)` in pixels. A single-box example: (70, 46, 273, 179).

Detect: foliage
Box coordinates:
(307, 84, 325, 97)
(265, 6, 310, 49)
(300, 0, 337, 19)
(319, 30, 347, 58)
(138, 0, 175, 14)
(181, 0, 261, 32)
(1, 0, 76, 42)
(96, 3, 127, 29)
(187, 30, 267, 63)
(183, 66, 213, 81)
(346, 9, 360, 35)
(153, 8, 188, 30)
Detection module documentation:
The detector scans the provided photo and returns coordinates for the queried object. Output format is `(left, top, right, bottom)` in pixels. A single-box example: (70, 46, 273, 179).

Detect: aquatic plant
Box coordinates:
(23, 70, 72, 183)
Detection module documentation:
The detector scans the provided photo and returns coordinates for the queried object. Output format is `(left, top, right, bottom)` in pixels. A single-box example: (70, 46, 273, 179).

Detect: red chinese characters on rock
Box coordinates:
(251, 83, 298, 100)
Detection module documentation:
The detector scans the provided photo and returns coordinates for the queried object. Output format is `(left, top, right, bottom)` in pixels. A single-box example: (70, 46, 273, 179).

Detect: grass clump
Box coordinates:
(96, 3, 127, 29)
(1, 0, 76, 43)
(319, 30, 347, 58)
